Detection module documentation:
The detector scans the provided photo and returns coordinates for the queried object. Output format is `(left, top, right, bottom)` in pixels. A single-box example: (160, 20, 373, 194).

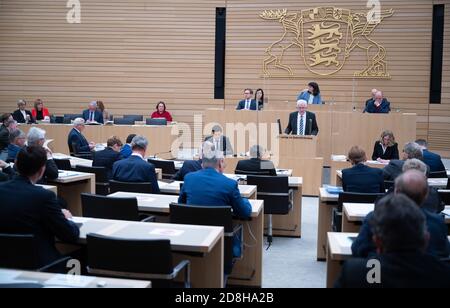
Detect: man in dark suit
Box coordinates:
(236, 88, 258, 111)
(7, 129, 26, 161)
(342, 146, 384, 193)
(204, 125, 234, 156)
(12, 99, 35, 124)
(383, 142, 424, 181)
(235, 145, 277, 176)
(352, 170, 450, 259)
(0, 114, 13, 156)
(67, 118, 95, 154)
(364, 91, 391, 114)
(27, 127, 58, 183)
(415, 139, 446, 173)
(93, 136, 123, 179)
(82, 101, 104, 124)
(0, 159, 14, 182)
(112, 135, 160, 193)
(285, 100, 319, 136)
(0, 146, 79, 268)
(336, 194, 450, 288)
(173, 159, 202, 181)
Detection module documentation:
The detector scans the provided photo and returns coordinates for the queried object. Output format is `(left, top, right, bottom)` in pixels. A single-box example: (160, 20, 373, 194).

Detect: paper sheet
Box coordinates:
(149, 229, 185, 237)
(45, 275, 96, 288)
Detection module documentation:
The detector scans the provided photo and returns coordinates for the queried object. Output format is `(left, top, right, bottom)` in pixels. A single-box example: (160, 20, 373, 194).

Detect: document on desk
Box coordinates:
(336, 235, 354, 249)
(0, 270, 21, 282)
(45, 274, 95, 288)
(137, 197, 156, 204)
(58, 171, 80, 178)
(149, 229, 185, 237)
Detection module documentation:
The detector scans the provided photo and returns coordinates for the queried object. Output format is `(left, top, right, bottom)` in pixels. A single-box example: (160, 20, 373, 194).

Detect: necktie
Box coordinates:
(90, 112, 94, 122)
(246, 100, 250, 110)
(299, 115, 304, 136)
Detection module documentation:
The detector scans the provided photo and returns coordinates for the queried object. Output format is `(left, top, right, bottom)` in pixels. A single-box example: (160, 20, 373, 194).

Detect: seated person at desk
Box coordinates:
(236, 88, 258, 111)
(372, 130, 399, 161)
(352, 170, 450, 259)
(32, 99, 50, 121)
(151, 101, 173, 122)
(120, 134, 136, 159)
(93, 136, 123, 180)
(235, 145, 277, 176)
(0, 159, 15, 182)
(96, 101, 110, 123)
(383, 142, 425, 181)
(285, 100, 319, 136)
(82, 101, 104, 124)
(172, 145, 203, 181)
(12, 99, 35, 124)
(178, 142, 252, 265)
(255, 88, 265, 110)
(297, 82, 322, 105)
(415, 139, 446, 173)
(364, 89, 378, 111)
(204, 125, 234, 156)
(68, 118, 96, 154)
(7, 129, 26, 161)
(28, 127, 59, 183)
(342, 146, 384, 194)
(0, 146, 80, 269)
(0, 114, 14, 161)
(112, 135, 160, 194)
(336, 194, 450, 288)
(364, 91, 391, 114)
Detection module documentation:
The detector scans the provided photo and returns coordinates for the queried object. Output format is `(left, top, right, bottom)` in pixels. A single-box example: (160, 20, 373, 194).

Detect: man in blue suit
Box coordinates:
(112, 135, 160, 193)
(0, 146, 79, 268)
(342, 146, 385, 193)
(67, 118, 95, 154)
(82, 101, 104, 124)
(7, 129, 26, 161)
(178, 142, 252, 264)
(415, 139, 446, 173)
(93, 136, 123, 180)
(236, 88, 258, 111)
(173, 159, 202, 181)
(364, 91, 391, 114)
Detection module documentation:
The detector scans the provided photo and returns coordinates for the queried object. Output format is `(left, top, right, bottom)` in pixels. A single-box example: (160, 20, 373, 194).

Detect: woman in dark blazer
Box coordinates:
(372, 130, 399, 161)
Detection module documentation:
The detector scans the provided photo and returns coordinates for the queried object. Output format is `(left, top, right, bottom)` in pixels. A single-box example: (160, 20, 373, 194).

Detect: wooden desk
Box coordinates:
(330, 160, 387, 185)
(317, 188, 339, 261)
(38, 185, 58, 194)
(107, 192, 264, 287)
(49, 171, 96, 216)
(342, 203, 374, 233)
(53, 153, 93, 168)
(0, 269, 151, 288)
(157, 181, 257, 199)
(71, 217, 224, 288)
(326, 232, 357, 288)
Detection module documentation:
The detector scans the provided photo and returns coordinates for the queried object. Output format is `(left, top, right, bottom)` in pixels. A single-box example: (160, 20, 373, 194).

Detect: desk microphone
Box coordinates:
(152, 150, 172, 159)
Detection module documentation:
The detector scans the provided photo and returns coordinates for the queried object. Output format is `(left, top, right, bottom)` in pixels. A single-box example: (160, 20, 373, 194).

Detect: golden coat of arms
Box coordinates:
(260, 6, 394, 78)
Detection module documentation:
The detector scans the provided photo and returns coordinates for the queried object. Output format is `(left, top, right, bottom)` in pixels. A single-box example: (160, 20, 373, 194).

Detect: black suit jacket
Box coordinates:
(0, 124, 9, 151)
(372, 142, 400, 160)
(12, 109, 35, 124)
(93, 147, 123, 180)
(335, 253, 450, 288)
(342, 164, 385, 194)
(68, 128, 91, 153)
(0, 176, 79, 267)
(382, 160, 405, 181)
(235, 158, 277, 176)
(172, 159, 203, 181)
(285, 111, 319, 136)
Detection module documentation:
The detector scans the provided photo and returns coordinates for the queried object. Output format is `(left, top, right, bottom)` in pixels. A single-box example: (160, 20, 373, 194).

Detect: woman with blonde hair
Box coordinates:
(372, 130, 399, 161)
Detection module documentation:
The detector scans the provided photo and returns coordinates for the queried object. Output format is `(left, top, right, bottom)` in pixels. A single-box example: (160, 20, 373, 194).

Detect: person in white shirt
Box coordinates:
(285, 100, 319, 136)
(204, 125, 234, 156)
(236, 88, 258, 111)
(12, 100, 35, 124)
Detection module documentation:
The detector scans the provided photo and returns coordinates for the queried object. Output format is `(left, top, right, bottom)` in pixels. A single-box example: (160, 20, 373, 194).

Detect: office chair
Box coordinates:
(81, 193, 154, 222)
(87, 234, 190, 288)
(384, 180, 395, 191)
(113, 118, 135, 125)
(63, 114, 82, 124)
(429, 171, 448, 179)
(438, 190, 450, 206)
(147, 158, 177, 179)
(123, 115, 144, 122)
(109, 180, 153, 194)
(54, 158, 72, 171)
(75, 165, 109, 195)
(69, 142, 93, 160)
(146, 118, 167, 126)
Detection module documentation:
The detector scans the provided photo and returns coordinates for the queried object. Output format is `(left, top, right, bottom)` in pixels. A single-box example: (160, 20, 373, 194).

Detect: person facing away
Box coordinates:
(120, 134, 136, 159)
(297, 82, 322, 105)
(351, 170, 450, 259)
(204, 125, 234, 156)
(82, 101, 104, 124)
(364, 91, 391, 114)
(0, 146, 79, 268)
(342, 146, 385, 194)
(236, 88, 258, 111)
(172, 145, 203, 181)
(112, 135, 160, 193)
(93, 136, 123, 180)
(372, 130, 399, 161)
(12, 99, 35, 124)
(235, 145, 277, 176)
(7, 129, 26, 161)
(383, 142, 426, 181)
(178, 141, 252, 264)
(336, 194, 450, 288)
(151, 101, 173, 122)
(32, 99, 50, 121)
(67, 118, 96, 154)
(415, 139, 446, 174)
(285, 100, 319, 136)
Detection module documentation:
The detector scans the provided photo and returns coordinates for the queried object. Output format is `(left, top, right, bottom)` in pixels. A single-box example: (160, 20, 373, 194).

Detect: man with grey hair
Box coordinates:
(204, 125, 233, 156)
(12, 99, 35, 124)
(27, 127, 59, 182)
(285, 99, 319, 136)
(383, 142, 426, 181)
(415, 139, 446, 173)
(364, 90, 391, 114)
(235, 145, 277, 176)
(82, 101, 104, 124)
(68, 118, 95, 154)
(7, 129, 26, 160)
(112, 135, 160, 193)
(179, 141, 252, 273)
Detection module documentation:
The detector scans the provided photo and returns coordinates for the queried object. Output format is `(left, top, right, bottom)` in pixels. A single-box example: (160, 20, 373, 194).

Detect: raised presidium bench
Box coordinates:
(0, 268, 151, 288)
(65, 216, 225, 288)
(107, 192, 264, 287)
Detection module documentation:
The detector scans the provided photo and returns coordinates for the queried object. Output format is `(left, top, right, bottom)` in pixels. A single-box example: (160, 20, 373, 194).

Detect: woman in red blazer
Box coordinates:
(151, 101, 173, 122)
(32, 99, 50, 121)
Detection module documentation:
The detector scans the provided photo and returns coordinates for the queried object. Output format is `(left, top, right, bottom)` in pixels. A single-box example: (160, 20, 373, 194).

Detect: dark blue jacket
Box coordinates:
(120, 144, 132, 159)
(0, 176, 80, 267)
(423, 149, 446, 173)
(364, 99, 391, 114)
(67, 128, 91, 153)
(236, 99, 258, 111)
(352, 209, 450, 259)
(342, 164, 385, 194)
(112, 155, 160, 193)
(82, 109, 104, 124)
(93, 147, 122, 180)
(7, 144, 22, 161)
(172, 159, 202, 181)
